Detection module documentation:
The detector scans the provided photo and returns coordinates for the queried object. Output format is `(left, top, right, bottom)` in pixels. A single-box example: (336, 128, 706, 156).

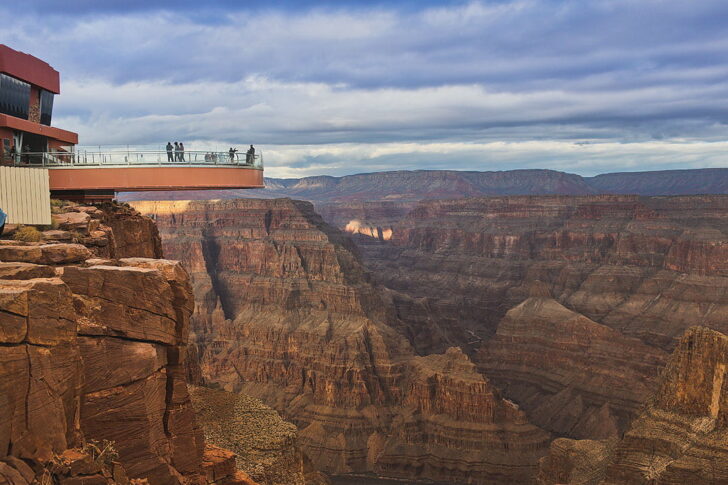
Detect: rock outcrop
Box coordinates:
(536, 438, 616, 485)
(480, 298, 668, 438)
(0, 205, 244, 485)
(537, 326, 728, 484)
(202, 446, 259, 485)
(0, 246, 204, 483)
(374, 347, 548, 484)
(133, 198, 551, 484)
(46, 201, 162, 259)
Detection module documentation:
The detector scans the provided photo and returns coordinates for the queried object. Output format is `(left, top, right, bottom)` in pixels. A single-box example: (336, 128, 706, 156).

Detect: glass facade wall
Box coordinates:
(40, 89, 54, 126)
(0, 73, 31, 120)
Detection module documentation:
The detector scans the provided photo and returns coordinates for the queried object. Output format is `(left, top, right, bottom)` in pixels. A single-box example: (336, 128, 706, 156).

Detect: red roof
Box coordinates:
(0, 44, 60, 94)
(0, 114, 78, 144)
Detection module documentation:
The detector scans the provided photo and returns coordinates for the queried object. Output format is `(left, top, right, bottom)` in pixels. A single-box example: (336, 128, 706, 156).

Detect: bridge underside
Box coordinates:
(49, 165, 264, 201)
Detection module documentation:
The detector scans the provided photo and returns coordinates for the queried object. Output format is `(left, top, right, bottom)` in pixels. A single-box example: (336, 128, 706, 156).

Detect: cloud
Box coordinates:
(2, 0, 728, 176)
(235, 140, 728, 178)
(54, 75, 728, 145)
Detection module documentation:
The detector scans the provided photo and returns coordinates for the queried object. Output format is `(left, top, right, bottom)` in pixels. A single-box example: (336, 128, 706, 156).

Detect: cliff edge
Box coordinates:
(0, 203, 250, 485)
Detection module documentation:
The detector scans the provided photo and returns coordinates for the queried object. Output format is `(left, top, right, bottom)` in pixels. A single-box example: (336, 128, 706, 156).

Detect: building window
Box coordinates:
(0, 73, 31, 120)
(40, 89, 54, 126)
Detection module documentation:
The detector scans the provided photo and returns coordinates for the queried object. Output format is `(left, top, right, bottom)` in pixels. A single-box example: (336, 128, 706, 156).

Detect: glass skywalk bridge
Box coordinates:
(4, 149, 264, 201)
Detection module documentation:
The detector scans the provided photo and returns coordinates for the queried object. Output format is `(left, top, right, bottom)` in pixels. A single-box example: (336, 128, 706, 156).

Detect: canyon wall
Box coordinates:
(314, 195, 728, 441)
(130, 194, 728, 482)
(479, 297, 667, 439)
(133, 198, 551, 484)
(538, 326, 728, 484)
(0, 205, 248, 485)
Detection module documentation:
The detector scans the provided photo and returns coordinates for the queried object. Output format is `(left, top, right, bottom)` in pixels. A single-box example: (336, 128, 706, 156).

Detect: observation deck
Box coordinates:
(4, 149, 264, 201)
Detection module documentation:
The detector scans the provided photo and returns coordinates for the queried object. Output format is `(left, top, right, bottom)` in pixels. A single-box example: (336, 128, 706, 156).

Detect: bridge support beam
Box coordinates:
(51, 189, 115, 203)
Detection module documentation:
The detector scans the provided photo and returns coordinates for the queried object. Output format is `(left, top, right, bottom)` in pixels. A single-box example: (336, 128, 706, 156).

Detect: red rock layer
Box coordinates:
(316, 201, 415, 242)
(538, 326, 728, 485)
(97, 202, 164, 258)
(480, 298, 668, 438)
(0, 204, 245, 485)
(344, 195, 728, 345)
(0, 246, 206, 483)
(46, 201, 163, 260)
(314, 195, 728, 442)
(133, 198, 551, 484)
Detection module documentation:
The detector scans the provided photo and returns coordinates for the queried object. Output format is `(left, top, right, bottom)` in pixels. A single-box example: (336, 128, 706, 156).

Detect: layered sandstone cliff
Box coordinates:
(0, 205, 248, 485)
(0, 246, 206, 483)
(538, 326, 728, 484)
(133, 198, 551, 484)
(315, 195, 728, 440)
(354, 195, 728, 347)
(480, 298, 668, 439)
(47, 201, 162, 259)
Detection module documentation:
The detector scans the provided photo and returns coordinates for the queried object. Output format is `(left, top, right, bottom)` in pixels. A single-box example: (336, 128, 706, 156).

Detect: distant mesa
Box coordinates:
(121, 167, 728, 203)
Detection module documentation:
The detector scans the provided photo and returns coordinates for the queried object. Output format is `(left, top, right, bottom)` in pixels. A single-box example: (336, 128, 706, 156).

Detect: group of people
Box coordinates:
(165, 142, 185, 162)
(221, 145, 256, 164)
(228, 145, 256, 164)
(165, 142, 256, 164)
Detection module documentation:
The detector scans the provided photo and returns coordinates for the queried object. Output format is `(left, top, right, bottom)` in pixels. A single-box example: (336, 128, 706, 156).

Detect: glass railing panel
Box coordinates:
(7, 151, 263, 169)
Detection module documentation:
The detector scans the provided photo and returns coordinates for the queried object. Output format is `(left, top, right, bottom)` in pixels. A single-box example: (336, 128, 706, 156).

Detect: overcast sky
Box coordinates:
(3, 0, 728, 177)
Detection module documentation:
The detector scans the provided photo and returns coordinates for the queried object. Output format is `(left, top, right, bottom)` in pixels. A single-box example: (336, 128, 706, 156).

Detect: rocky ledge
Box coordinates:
(4, 201, 164, 259)
(0, 204, 247, 485)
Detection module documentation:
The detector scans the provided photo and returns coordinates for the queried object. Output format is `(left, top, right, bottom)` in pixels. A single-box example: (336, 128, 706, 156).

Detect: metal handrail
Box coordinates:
(4, 150, 264, 169)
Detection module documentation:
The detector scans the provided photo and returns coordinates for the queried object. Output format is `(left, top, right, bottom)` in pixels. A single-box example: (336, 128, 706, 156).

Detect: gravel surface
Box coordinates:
(190, 385, 326, 485)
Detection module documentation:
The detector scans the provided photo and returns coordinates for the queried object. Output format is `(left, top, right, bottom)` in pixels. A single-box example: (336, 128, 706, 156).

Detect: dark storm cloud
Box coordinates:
(7, 0, 728, 89)
(19, 0, 452, 17)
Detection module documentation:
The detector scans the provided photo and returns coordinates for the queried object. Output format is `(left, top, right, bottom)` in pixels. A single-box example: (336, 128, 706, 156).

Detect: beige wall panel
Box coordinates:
(0, 166, 51, 225)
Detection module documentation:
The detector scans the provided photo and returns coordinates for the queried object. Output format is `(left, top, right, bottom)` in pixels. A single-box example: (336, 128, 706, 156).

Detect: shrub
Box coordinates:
(50, 199, 67, 214)
(13, 225, 42, 242)
(83, 439, 119, 466)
